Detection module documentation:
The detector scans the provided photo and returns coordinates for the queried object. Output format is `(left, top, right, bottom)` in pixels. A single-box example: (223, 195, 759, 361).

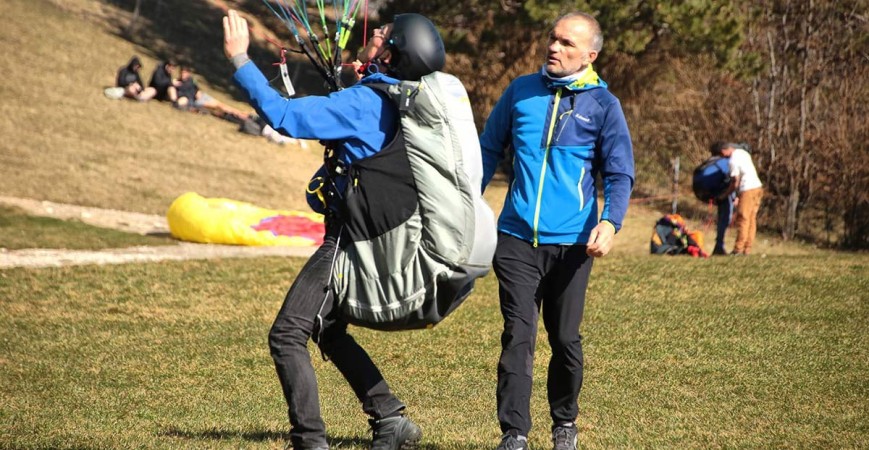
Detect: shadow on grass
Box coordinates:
(161, 426, 490, 449)
(161, 427, 286, 442)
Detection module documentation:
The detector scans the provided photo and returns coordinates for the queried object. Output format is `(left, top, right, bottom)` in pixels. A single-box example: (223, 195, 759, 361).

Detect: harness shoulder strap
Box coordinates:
(364, 81, 422, 111)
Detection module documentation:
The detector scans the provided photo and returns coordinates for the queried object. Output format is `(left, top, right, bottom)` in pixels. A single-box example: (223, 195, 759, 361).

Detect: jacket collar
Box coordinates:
(541, 64, 607, 91)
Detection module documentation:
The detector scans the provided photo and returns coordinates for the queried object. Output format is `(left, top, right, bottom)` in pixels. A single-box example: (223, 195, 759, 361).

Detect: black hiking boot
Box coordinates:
(551, 424, 577, 450)
(369, 415, 422, 450)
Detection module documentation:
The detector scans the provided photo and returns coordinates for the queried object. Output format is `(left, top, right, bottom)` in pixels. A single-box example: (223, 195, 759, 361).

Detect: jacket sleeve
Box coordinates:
(597, 99, 635, 232)
(232, 62, 383, 141)
(478, 82, 515, 192)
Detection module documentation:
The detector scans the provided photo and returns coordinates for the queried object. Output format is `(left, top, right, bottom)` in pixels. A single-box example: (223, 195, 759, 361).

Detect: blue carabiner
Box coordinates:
(365, 62, 381, 75)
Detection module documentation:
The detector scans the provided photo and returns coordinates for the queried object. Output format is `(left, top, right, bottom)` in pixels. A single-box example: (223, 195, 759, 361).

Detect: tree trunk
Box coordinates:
(784, 188, 799, 240)
(126, 0, 142, 35)
(842, 193, 869, 249)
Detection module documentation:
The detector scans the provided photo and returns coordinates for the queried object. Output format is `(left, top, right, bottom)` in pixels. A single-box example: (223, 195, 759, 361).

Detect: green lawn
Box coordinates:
(1, 254, 865, 449)
(0, 205, 176, 250)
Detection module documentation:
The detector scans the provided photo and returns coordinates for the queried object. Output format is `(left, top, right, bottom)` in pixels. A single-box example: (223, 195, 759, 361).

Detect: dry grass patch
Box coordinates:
(1, 0, 322, 215)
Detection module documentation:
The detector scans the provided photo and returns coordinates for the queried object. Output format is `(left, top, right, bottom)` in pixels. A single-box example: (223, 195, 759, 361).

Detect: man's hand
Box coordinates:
(223, 9, 250, 59)
(351, 60, 365, 80)
(357, 24, 393, 65)
(586, 221, 616, 258)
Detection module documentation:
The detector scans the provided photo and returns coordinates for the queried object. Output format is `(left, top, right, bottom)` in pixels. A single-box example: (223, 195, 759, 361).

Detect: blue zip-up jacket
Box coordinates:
(233, 62, 399, 167)
(480, 69, 634, 245)
(233, 62, 399, 213)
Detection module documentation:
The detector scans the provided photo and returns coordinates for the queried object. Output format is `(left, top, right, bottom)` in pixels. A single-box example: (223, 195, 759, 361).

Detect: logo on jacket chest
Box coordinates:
(550, 108, 598, 147)
(574, 113, 591, 123)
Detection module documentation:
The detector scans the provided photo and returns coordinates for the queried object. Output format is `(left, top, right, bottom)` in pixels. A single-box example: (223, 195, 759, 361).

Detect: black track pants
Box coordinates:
(268, 227, 405, 448)
(493, 233, 594, 436)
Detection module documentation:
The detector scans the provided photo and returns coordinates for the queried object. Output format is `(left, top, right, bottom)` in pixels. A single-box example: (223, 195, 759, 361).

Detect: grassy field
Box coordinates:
(0, 205, 175, 250)
(1, 254, 866, 449)
(1, 0, 867, 449)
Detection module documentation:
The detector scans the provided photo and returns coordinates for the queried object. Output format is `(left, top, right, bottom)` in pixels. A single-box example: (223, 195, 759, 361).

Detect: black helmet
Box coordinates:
(386, 14, 445, 81)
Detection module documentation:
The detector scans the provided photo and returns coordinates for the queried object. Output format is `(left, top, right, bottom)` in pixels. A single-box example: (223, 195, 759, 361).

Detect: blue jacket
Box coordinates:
(233, 62, 399, 167)
(480, 70, 634, 245)
(233, 63, 400, 212)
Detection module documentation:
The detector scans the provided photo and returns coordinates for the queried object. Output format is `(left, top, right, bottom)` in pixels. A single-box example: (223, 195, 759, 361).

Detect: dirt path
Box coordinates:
(0, 196, 315, 269)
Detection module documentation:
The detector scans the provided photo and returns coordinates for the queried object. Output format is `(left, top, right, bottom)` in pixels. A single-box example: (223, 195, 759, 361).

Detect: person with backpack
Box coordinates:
(694, 142, 736, 255)
(479, 12, 634, 450)
(222, 9, 449, 450)
(718, 142, 764, 255)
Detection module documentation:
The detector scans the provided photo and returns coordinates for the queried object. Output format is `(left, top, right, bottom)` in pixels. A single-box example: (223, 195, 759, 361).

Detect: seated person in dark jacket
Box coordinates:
(138, 60, 179, 102)
(174, 65, 250, 122)
(116, 56, 146, 100)
(174, 66, 201, 108)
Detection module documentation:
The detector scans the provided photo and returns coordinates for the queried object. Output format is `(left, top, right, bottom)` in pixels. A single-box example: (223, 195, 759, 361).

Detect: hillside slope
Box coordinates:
(0, 0, 817, 258)
(0, 0, 323, 215)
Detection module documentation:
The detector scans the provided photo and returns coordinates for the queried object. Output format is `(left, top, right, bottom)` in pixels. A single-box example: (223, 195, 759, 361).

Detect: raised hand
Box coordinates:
(223, 9, 250, 59)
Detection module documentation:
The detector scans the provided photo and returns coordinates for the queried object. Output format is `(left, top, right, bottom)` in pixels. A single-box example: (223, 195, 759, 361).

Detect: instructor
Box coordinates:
(479, 12, 635, 450)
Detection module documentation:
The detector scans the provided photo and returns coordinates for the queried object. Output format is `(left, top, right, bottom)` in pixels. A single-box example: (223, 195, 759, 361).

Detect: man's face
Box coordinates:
(357, 24, 393, 64)
(545, 17, 598, 77)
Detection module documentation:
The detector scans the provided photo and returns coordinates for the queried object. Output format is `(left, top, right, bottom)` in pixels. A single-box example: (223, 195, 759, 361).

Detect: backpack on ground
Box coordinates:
(331, 72, 497, 331)
(650, 213, 707, 257)
(692, 156, 731, 202)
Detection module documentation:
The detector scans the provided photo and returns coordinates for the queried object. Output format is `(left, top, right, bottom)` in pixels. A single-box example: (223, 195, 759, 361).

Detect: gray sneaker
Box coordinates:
(552, 424, 577, 450)
(369, 415, 422, 450)
(496, 433, 530, 450)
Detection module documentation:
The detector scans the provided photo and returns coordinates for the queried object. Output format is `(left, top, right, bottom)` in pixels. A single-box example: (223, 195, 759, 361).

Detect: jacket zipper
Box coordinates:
(532, 88, 562, 247)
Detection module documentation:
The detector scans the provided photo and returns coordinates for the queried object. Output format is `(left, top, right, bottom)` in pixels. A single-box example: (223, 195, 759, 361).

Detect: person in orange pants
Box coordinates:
(719, 143, 763, 255)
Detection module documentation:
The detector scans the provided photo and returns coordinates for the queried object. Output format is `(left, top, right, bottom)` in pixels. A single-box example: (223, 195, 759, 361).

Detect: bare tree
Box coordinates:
(745, 0, 867, 245)
(126, 0, 143, 35)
